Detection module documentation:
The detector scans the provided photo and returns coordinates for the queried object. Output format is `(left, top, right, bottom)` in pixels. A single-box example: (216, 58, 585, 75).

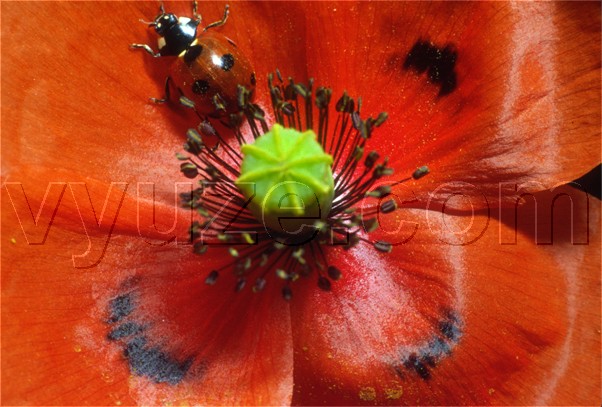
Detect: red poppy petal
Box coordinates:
(290, 186, 600, 405)
(93, 237, 294, 405)
(2, 202, 294, 405)
(300, 2, 600, 207)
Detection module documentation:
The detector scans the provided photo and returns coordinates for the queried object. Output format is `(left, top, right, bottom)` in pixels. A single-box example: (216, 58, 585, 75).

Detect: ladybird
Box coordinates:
(131, 1, 256, 116)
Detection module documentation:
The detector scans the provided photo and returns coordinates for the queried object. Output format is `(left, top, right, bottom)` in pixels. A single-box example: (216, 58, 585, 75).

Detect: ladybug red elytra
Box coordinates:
(131, 1, 256, 117)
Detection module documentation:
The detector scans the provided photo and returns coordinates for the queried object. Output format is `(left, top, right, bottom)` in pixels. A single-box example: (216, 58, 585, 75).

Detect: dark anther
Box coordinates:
(335, 93, 355, 113)
(358, 121, 369, 139)
(380, 199, 398, 214)
(335, 92, 349, 112)
(197, 121, 216, 137)
(293, 83, 309, 99)
(235, 277, 246, 292)
(377, 185, 392, 197)
(185, 129, 204, 155)
(180, 162, 198, 179)
(365, 151, 380, 168)
(193, 241, 208, 254)
(251, 103, 266, 120)
(298, 263, 311, 277)
(281, 102, 295, 116)
(237, 85, 252, 108)
(179, 95, 196, 109)
(351, 111, 362, 130)
(374, 112, 389, 127)
(212, 93, 227, 112)
(373, 163, 394, 179)
(374, 240, 392, 253)
(366, 185, 391, 198)
(253, 277, 266, 292)
(284, 83, 296, 100)
(228, 112, 244, 128)
(353, 146, 364, 162)
(412, 166, 430, 179)
(205, 270, 219, 285)
(317, 276, 332, 291)
(282, 286, 292, 301)
(315, 87, 332, 109)
(327, 266, 342, 281)
(250, 72, 256, 86)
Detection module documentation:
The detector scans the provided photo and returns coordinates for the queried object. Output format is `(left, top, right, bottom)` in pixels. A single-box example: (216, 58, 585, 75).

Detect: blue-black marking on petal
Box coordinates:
(403, 40, 458, 96)
(107, 321, 144, 341)
(106, 290, 194, 385)
(108, 293, 134, 323)
(124, 336, 193, 385)
(404, 353, 431, 380)
(395, 310, 463, 380)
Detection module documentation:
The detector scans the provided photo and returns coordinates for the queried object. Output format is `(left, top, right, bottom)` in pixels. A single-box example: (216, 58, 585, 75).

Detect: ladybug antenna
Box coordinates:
(203, 4, 230, 32)
(139, 1, 165, 26)
(138, 18, 157, 26)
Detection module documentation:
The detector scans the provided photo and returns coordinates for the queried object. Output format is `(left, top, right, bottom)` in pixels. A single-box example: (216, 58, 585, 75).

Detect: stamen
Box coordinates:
(177, 72, 429, 298)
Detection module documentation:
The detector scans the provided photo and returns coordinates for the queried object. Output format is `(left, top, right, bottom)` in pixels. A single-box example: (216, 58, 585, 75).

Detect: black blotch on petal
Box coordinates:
(404, 40, 458, 96)
(108, 294, 134, 323)
(404, 354, 431, 380)
(394, 310, 463, 381)
(192, 80, 210, 95)
(439, 318, 461, 341)
(220, 54, 235, 71)
(124, 336, 192, 385)
(250, 72, 256, 86)
(107, 322, 144, 341)
(183, 44, 203, 66)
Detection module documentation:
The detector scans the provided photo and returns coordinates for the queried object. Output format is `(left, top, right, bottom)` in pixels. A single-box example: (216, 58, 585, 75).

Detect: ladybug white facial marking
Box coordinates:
(130, 1, 255, 116)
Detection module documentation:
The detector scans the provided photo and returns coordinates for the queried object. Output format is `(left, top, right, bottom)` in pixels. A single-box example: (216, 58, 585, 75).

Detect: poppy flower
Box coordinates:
(1, 1, 600, 405)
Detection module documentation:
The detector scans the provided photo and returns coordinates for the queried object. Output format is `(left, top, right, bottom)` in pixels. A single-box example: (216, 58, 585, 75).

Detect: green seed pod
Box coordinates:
(236, 124, 334, 237)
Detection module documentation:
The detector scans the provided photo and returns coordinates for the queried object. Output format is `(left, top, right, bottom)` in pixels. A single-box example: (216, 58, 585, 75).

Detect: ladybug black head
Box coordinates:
(153, 13, 178, 36)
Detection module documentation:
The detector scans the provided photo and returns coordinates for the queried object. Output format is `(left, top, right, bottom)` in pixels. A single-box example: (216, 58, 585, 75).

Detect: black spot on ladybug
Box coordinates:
(124, 336, 193, 385)
(220, 54, 235, 71)
(192, 80, 210, 95)
(183, 44, 203, 66)
(404, 40, 458, 96)
(250, 72, 256, 86)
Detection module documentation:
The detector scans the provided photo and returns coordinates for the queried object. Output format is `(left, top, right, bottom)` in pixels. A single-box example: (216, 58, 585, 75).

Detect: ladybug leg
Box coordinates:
(150, 77, 172, 104)
(203, 4, 229, 32)
(130, 43, 161, 58)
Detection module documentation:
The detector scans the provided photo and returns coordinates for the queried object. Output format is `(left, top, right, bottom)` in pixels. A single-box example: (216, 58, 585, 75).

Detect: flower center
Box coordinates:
(236, 124, 334, 239)
(178, 71, 428, 299)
